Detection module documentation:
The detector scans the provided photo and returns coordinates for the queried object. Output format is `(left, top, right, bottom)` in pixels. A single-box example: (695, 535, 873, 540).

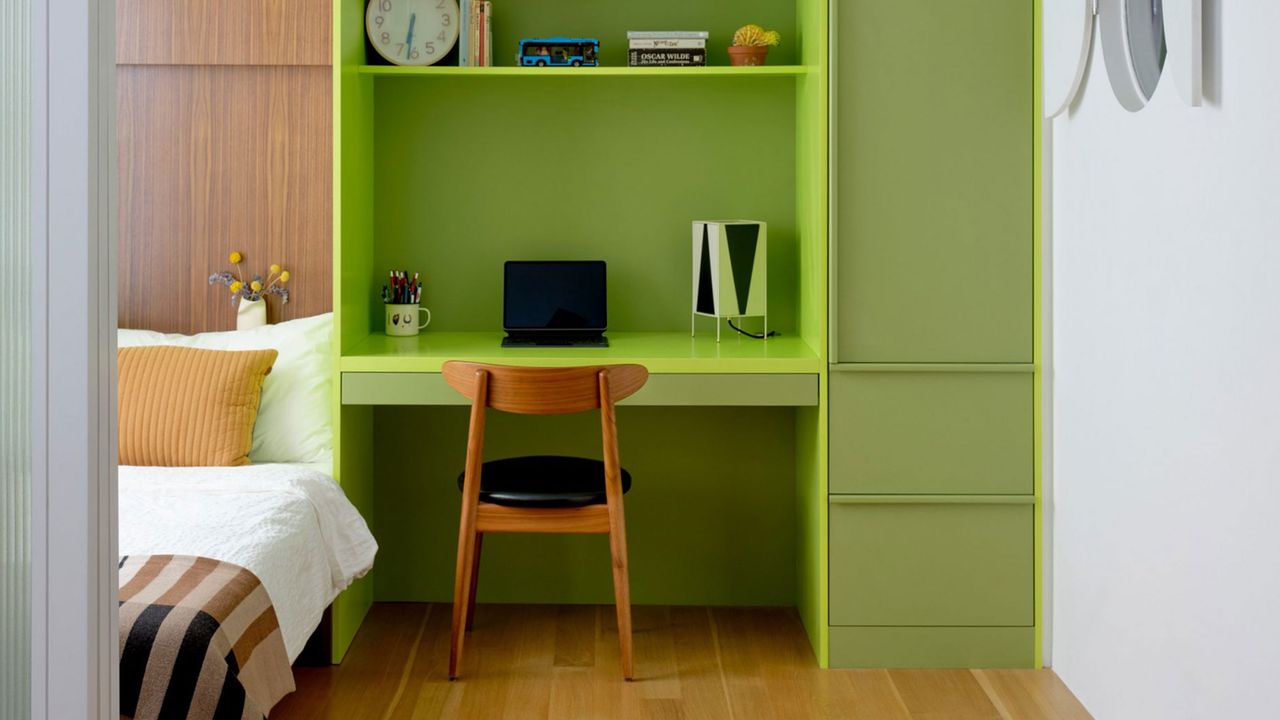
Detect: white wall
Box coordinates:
(1051, 4, 1280, 719)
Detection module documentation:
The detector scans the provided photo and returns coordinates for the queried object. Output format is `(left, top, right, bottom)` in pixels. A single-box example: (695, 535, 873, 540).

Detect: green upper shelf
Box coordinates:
(355, 65, 812, 78)
(341, 331, 821, 374)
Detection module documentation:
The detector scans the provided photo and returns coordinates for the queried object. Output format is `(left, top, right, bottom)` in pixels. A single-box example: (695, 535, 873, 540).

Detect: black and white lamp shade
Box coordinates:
(692, 220, 767, 341)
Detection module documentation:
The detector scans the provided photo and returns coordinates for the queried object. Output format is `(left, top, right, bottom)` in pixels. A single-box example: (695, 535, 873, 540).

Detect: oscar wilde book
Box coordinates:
(628, 49, 707, 66)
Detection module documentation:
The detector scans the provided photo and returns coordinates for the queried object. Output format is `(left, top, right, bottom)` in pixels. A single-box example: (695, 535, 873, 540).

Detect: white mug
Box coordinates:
(385, 304, 431, 337)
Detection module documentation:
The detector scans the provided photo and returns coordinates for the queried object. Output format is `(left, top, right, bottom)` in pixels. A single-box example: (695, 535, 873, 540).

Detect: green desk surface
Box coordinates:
(358, 65, 813, 78)
(339, 331, 822, 374)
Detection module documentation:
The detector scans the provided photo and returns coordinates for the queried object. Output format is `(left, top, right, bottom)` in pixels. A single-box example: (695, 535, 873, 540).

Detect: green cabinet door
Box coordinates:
(828, 371, 1033, 495)
(829, 499, 1034, 627)
(834, 0, 1034, 362)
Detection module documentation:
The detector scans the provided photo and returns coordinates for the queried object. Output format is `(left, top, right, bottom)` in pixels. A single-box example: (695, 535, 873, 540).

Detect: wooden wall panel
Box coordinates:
(117, 0, 332, 333)
(117, 65, 332, 332)
(117, 0, 331, 66)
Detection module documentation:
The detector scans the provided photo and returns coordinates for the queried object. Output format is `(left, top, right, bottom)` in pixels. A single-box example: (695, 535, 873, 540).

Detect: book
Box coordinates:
(459, 0, 470, 66)
(482, 2, 492, 67)
(629, 38, 706, 50)
(627, 31, 710, 40)
(628, 49, 707, 67)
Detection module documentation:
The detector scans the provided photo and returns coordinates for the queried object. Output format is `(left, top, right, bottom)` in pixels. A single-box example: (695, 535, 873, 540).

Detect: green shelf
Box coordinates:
(357, 65, 813, 78)
(340, 331, 821, 374)
(334, 0, 831, 665)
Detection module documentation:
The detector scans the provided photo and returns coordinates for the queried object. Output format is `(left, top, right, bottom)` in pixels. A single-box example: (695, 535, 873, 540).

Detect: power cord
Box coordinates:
(727, 318, 779, 340)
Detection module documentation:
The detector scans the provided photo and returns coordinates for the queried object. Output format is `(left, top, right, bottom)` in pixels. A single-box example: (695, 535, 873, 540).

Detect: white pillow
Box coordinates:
(118, 313, 333, 465)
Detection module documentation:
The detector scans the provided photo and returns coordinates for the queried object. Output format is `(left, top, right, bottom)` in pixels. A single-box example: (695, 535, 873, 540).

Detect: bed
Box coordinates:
(117, 314, 376, 719)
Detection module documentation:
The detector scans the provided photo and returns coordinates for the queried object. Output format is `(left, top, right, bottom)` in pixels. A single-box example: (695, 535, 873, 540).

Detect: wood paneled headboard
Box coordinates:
(117, 0, 333, 333)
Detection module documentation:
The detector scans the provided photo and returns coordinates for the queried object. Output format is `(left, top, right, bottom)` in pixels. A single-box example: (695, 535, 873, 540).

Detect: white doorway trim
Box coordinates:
(29, 0, 117, 715)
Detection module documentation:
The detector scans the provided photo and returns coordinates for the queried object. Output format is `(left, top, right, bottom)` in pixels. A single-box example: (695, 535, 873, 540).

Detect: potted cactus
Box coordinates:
(729, 24, 781, 66)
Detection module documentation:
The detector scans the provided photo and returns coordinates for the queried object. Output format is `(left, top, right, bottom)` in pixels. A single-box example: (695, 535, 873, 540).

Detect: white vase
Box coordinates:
(237, 298, 268, 330)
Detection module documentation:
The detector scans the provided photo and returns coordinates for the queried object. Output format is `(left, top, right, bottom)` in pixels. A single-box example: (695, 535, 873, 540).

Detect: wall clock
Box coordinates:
(1045, 0, 1201, 115)
(366, 0, 460, 67)
(1100, 0, 1166, 112)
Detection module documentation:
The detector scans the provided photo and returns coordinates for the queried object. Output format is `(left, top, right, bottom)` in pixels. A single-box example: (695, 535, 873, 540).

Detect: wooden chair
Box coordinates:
(441, 361, 650, 680)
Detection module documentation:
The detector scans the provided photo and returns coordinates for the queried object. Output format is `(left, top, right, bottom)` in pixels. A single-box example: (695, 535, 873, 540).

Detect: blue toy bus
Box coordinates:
(519, 38, 600, 67)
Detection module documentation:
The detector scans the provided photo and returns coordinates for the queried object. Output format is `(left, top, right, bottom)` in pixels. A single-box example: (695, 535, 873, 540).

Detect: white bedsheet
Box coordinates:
(118, 463, 377, 662)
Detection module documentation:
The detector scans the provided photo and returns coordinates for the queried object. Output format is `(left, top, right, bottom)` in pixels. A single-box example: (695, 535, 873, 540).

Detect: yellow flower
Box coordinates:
(280, 271, 291, 283)
(229, 251, 243, 264)
(270, 264, 282, 275)
(229, 280, 244, 293)
(250, 280, 263, 292)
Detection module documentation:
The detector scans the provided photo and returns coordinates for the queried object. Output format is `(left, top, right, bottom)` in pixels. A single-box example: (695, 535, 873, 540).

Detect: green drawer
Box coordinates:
(829, 497, 1033, 627)
(829, 370, 1032, 495)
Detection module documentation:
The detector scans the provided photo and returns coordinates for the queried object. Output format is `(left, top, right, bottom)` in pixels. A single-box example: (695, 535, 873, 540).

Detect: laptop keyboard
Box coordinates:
(501, 336, 610, 348)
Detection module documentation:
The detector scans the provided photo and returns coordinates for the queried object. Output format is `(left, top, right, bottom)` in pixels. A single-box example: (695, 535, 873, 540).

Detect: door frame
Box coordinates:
(28, 0, 118, 716)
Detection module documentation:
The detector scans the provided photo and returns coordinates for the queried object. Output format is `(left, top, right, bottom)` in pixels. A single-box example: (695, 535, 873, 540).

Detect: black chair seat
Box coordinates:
(457, 455, 632, 509)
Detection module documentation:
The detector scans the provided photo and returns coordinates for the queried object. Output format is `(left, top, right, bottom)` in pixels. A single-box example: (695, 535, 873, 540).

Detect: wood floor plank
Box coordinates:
(822, 669, 913, 720)
(634, 606, 681, 701)
(712, 607, 817, 720)
(456, 603, 556, 720)
(667, 605, 734, 720)
(973, 670, 1094, 720)
(553, 604, 598, 669)
(275, 603, 430, 720)
(889, 668, 1004, 720)
(399, 602, 463, 720)
(271, 604, 1090, 720)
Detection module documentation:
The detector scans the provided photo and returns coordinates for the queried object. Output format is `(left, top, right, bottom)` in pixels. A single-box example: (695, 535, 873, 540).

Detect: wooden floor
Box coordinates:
(273, 603, 1092, 720)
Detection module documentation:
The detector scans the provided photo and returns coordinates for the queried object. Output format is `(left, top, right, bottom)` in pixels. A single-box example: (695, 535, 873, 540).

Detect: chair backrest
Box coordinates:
(441, 362, 649, 415)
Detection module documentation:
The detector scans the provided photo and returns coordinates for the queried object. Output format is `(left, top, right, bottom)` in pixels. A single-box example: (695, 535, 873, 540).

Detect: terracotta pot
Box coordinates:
(728, 46, 770, 67)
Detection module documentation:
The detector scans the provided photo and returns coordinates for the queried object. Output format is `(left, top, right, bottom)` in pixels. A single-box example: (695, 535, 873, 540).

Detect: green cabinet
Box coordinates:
(833, 0, 1034, 363)
(829, 499, 1034, 627)
(828, 0, 1038, 667)
(828, 371, 1033, 495)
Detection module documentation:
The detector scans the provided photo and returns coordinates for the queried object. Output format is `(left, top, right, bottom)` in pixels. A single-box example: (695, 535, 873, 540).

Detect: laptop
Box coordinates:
(502, 261, 609, 348)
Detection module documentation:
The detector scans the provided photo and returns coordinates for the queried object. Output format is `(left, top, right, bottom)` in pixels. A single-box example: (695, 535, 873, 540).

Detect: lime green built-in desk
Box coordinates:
(340, 331, 822, 407)
(330, 329, 826, 664)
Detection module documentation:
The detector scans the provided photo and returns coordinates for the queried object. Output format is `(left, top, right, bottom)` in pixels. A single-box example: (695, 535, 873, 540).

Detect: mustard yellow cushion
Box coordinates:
(118, 346, 279, 467)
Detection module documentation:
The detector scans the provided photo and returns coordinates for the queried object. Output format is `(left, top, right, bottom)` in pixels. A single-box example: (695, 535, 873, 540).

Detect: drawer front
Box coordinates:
(829, 371, 1032, 495)
(829, 499, 1033, 627)
(342, 372, 819, 407)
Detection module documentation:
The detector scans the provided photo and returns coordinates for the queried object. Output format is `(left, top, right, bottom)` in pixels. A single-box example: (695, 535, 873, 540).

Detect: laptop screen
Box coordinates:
(503, 261, 607, 332)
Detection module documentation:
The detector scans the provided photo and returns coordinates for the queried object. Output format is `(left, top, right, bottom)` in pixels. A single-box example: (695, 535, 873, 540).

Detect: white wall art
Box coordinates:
(1045, 0, 1202, 115)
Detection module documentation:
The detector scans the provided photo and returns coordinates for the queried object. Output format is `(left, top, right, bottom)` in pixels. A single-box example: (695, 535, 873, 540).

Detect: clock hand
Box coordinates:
(406, 13, 416, 60)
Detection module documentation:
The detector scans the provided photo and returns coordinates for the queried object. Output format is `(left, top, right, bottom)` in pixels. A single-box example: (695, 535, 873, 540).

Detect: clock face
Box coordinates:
(366, 0, 460, 67)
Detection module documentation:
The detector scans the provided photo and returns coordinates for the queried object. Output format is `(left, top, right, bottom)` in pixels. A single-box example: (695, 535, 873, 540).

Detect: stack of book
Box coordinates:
(627, 31, 709, 67)
(459, 0, 493, 67)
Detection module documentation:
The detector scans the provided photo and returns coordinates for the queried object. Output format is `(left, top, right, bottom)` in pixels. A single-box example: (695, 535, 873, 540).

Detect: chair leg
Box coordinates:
(466, 533, 483, 631)
(609, 525, 634, 680)
(450, 517, 480, 679)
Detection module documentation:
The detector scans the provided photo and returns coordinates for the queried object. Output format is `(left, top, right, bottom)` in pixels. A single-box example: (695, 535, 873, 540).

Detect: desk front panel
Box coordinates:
(343, 372, 820, 407)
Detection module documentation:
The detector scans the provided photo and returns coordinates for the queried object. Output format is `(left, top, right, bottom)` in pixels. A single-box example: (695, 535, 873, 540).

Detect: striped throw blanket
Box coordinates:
(119, 555, 295, 720)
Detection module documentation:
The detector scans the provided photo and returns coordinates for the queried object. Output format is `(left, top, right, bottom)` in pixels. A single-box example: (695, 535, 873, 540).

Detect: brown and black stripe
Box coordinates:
(119, 555, 294, 720)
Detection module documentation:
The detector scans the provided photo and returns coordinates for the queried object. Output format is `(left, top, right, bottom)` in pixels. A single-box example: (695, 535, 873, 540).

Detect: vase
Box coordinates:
(237, 298, 268, 330)
(728, 46, 770, 66)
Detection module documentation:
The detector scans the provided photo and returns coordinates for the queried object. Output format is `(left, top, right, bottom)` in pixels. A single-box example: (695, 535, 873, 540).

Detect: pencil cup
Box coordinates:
(385, 304, 431, 337)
